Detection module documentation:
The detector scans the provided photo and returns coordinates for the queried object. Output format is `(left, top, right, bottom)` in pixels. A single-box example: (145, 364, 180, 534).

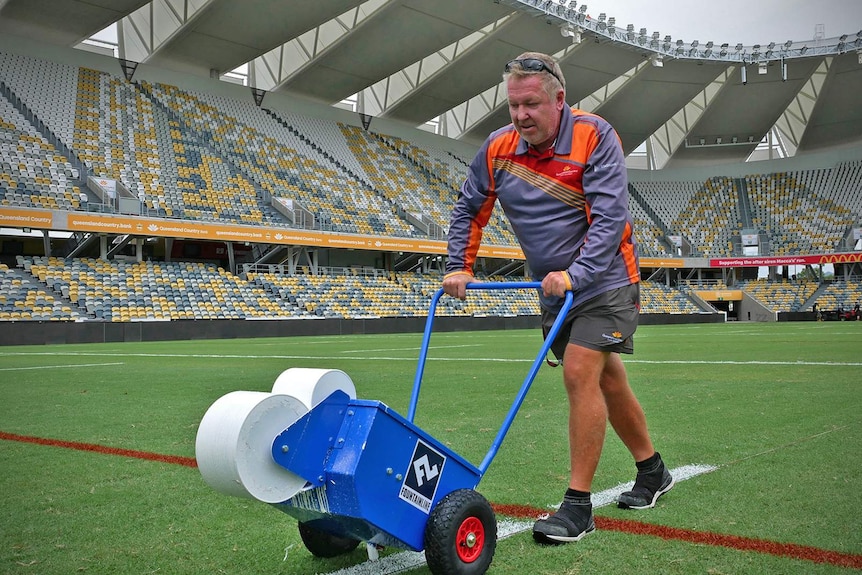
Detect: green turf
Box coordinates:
(1, 321, 860, 574)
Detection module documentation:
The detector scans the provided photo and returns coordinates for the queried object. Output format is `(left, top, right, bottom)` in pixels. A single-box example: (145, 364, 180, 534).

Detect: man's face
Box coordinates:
(507, 74, 564, 151)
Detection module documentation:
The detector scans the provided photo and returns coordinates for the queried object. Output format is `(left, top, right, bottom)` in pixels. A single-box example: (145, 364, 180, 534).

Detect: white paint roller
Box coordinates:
(271, 368, 356, 408)
(195, 391, 309, 503)
(195, 369, 357, 504)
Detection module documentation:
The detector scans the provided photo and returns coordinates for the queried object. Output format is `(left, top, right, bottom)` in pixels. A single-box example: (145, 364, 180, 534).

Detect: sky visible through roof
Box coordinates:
(587, 0, 862, 46)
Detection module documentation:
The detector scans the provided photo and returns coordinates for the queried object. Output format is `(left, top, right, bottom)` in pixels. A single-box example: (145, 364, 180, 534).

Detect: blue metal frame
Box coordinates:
(407, 282, 574, 475)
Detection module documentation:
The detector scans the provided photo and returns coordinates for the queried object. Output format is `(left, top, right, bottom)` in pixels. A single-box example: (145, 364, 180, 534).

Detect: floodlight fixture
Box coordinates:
(720, 43, 729, 56)
(800, 45, 808, 54)
(598, 12, 606, 21)
(561, 23, 582, 44)
(691, 39, 699, 48)
(568, 0, 577, 7)
(735, 43, 744, 52)
(784, 40, 793, 49)
(767, 41, 775, 50)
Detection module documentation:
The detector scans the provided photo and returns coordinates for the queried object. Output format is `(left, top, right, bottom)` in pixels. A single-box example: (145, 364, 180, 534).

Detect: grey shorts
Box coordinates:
(541, 283, 640, 360)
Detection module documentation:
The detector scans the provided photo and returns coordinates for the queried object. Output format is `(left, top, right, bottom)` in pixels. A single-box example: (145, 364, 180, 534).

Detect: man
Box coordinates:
(442, 52, 673, 545)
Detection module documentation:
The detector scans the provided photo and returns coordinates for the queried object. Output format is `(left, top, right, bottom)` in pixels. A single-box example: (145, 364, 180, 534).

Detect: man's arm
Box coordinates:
(445, 141, 497, 297)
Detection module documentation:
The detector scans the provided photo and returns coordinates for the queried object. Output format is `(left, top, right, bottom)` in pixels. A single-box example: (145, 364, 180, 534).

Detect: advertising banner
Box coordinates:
(0, 208, 53, 229)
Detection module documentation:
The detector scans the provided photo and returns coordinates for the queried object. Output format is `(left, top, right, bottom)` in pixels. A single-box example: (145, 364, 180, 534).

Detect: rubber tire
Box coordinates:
(424, 489, 497, 575)
(297, 521, 361, 558)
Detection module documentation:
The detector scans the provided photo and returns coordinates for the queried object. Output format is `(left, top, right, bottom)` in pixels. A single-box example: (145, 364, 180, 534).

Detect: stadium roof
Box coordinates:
(1, 0, 861, 169)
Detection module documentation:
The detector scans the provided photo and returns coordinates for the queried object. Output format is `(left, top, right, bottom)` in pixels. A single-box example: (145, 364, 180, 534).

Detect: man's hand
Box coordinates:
(541, 271, 571, 297)
(442, 272, 473, 300)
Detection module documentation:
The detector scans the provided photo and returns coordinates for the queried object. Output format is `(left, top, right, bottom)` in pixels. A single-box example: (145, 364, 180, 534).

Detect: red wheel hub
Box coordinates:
(455, 516, 485, 563)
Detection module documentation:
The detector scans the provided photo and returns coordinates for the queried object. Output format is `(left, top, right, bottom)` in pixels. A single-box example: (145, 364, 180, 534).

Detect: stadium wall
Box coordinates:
(0, 313, 724, 346)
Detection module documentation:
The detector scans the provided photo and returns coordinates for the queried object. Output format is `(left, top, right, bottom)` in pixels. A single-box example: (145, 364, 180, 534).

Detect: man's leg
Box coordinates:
(564, 344, 609, 492)
(601, 353, 675, 509)
(600, 353, 654, 462)
(532, 343, 606, 544)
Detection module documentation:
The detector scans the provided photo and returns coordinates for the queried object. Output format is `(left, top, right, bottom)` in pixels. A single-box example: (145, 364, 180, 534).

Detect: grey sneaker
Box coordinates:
(532, 497, 595, 544)
(617, 454, 674, 509)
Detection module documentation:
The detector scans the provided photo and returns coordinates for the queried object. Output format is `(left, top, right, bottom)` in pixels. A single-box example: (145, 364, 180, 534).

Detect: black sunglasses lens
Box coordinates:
(522, 59, 546, 72)
(505, 59, 544, 73)
(505, 59, 560, 85)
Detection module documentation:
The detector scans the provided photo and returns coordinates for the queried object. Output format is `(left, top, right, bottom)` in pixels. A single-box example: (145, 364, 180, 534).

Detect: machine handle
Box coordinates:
(407, 282, 574, 475)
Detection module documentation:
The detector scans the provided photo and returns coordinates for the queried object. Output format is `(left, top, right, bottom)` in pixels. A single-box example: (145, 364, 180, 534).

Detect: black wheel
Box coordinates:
(297, 521, 361, 558)
(424, 489, 497, 575)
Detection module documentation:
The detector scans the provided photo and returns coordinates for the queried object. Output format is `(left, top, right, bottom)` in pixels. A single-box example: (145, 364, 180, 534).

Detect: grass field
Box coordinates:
(1, 320, 861, 574)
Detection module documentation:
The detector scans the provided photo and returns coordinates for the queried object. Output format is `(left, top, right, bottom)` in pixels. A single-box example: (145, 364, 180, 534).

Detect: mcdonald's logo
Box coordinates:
(818, 253, 862, 264)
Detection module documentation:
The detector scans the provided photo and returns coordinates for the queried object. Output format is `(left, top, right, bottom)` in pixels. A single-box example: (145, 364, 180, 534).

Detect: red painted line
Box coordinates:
(493, 503, 862, 570)
(0, 431, 198, 468)
(4, 431, 859, 570)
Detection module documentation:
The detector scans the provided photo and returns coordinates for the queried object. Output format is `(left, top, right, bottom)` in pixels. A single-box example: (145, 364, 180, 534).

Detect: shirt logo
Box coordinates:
(555, 167, 579, 178)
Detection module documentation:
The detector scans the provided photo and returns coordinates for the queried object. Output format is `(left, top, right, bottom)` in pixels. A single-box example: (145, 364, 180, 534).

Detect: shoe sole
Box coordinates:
(532, 525, 595, 545)
(618, 476, 675, 510)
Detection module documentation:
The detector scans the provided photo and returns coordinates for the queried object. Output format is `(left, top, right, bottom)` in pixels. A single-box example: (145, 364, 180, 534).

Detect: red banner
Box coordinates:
(710, 253, 862, 267)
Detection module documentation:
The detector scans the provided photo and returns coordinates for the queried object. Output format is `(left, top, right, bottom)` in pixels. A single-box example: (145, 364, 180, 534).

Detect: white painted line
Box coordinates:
(0, 362, 125, 371)
(320, 463, 718, 575)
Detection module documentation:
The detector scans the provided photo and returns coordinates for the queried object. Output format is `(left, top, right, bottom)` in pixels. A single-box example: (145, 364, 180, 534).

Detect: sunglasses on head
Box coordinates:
(504, 58, 563, 86)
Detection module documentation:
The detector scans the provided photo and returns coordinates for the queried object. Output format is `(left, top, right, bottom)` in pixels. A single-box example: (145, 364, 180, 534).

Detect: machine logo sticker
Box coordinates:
(399, 439, 446, 513)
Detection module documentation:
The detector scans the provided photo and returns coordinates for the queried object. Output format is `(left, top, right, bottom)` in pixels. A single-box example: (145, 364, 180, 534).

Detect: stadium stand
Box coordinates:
(814, 279, 862, 316)
(639, 281, 703, 314)
(738, 278, 820, 312)
(746, 171, 857, 254)
(23, 256, 303, 321)
(2, 256, 739, 320)
(0, 260, 81, 321)
(0, 89, 82, 211)
(1, 49, 861, 332)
